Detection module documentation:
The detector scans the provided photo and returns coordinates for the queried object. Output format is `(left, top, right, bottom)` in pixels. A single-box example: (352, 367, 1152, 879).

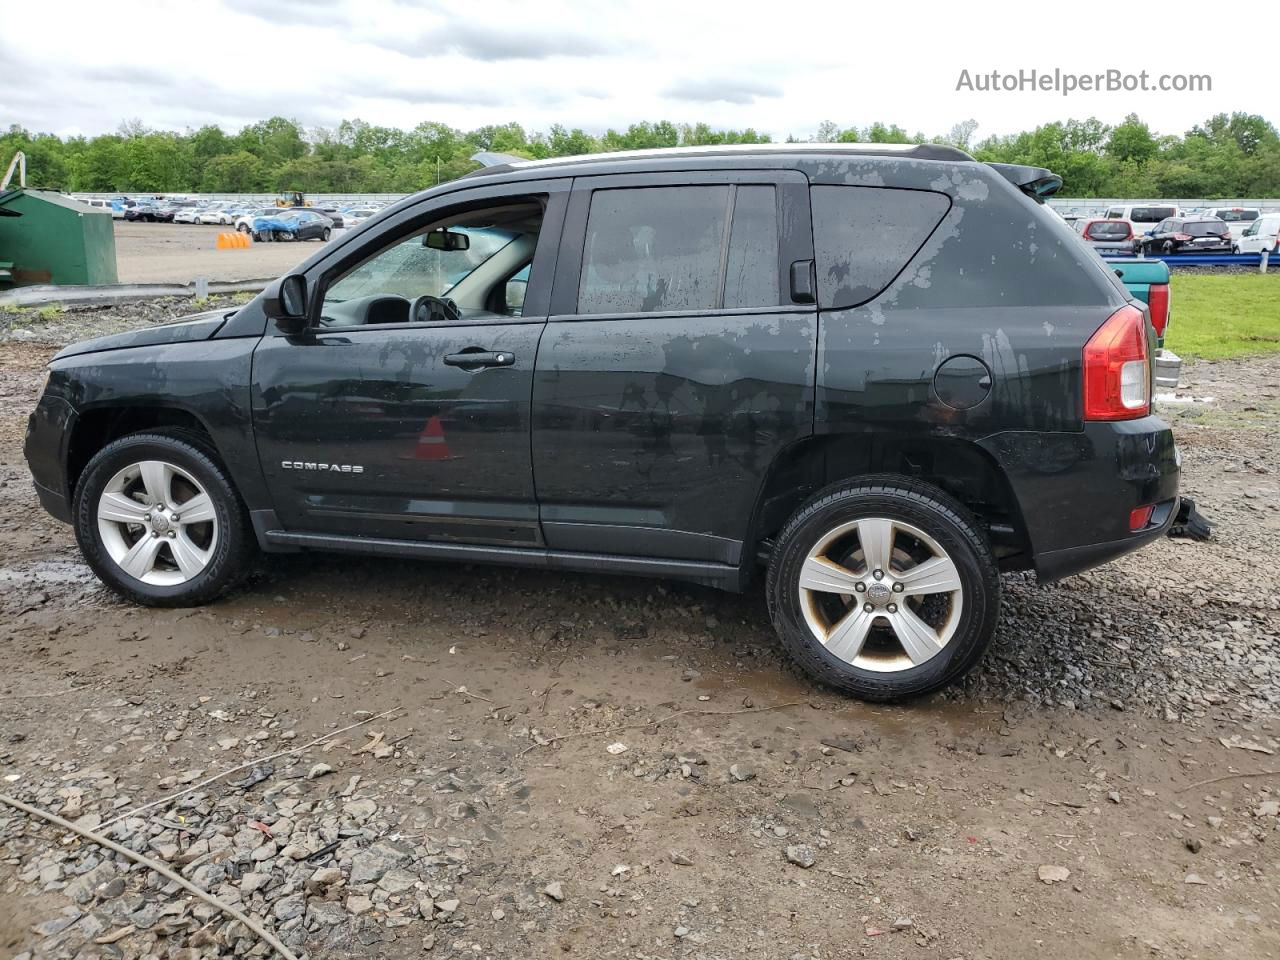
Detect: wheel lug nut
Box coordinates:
(854, 583, 866, 593)
(892, 582, 904, 593)
(873, 569, 884, 580)
(863, 602, 874, 613)
(887, 603, 898, 613)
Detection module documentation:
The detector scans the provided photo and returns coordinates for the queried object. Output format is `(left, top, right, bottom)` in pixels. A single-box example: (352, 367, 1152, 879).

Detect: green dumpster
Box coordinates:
(0, 189, 118, 287)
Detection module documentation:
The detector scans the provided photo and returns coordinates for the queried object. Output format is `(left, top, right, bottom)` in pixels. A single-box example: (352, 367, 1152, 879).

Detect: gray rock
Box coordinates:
(308, 901, 346, 926)
(729, 764, 756, 782)
(349, 841, 410, 885)
(240, 872, 271, 895)
(785, 844, 817, 868)
(272, 894, 305, 921)
(64, 863, 115, 904)
(377, 868, 417, 894)
(542, 881, 565, 902)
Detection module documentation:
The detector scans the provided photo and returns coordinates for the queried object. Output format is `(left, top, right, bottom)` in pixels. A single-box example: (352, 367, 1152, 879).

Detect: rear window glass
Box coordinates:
(1215, 210, 1258, 222)
(1131, 206, 1177, 223)
(578, 184, 781, 315)
(1086, 221, 1131, 240)
(811, 186, 950, 309)
(1185, 220, 1227, 236)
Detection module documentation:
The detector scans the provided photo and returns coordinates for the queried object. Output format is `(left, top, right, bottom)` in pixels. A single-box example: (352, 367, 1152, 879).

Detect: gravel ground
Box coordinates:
(0, 304, 1278, 960)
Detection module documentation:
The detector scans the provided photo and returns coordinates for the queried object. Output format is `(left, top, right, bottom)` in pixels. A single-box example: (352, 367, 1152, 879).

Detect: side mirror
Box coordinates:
(264, 274, 308, 334)
(505, 278, 528, 314)
(424, 228, 470, 251)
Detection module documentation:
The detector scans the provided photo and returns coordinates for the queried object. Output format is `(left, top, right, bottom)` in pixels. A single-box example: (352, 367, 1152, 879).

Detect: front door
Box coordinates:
(252, 184, 567, 545)
(532, 170, 817, 564)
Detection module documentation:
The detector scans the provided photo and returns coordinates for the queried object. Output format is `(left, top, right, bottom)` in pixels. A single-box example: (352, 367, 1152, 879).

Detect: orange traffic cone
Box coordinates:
(216, 232, 251, 249)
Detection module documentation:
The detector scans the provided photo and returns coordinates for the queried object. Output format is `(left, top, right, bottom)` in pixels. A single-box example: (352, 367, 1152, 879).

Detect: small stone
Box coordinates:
(1107, 791, 1122, 804)
(435, 898, 460, 916)
(543, 881, 565, 902)
(1037, 864, 1070, 884)
(250, 841, 277, 862)
(240, 872, 270, 895)
(669, 851, 694, 866)
(308, 763, 334, 779)
(892, 917, 914, 931)
(346, 895, 373, 915)
(1255, 800, 1280, 818)
(280, 843, 310, 860)
(491, 908, 505, 921)
(785, 844, 816, 868)
(377, 868, 417, 894)
(343, 798, 377, 820)
(674, 926, 690, 938)
(417, 897, 435, 919)
(1184, 837, 1202, 854)
(273, 894, 305, 921)
(1184, 873, 1208, 885)
(309, 866, 342, 887)
(729, 764, 756, 782)
(606, 742, 628, 755)
(1207, 815, 1224, 829)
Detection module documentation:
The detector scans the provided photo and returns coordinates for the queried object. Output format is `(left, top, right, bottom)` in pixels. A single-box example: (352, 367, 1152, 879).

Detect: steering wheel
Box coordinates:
(410, 295, 461, 325)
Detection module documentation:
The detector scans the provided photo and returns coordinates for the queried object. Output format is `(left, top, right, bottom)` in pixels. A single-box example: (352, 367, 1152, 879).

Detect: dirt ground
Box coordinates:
(112, 222, 321, 284)
(0, 320, 1278, 960)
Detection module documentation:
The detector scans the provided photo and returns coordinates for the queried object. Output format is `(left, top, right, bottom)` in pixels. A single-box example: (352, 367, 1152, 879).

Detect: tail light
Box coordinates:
(1129, 505, 1154, 531)
(1174, 233, 1191, 241)
(1084, 305, 1150, 421)
(1145, 283, 1170, 338)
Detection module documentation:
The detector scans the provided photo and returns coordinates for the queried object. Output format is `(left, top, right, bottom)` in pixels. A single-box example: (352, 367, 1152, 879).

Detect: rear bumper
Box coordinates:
(981, 415, 1180, 582)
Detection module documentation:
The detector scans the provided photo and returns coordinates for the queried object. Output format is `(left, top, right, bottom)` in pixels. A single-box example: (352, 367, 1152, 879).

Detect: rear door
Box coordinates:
(532, 169, 816, 565)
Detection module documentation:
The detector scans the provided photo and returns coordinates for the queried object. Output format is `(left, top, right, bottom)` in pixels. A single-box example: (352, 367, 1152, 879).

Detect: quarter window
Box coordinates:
(811, 185, 950, 310)
(577, 184, 779, 315)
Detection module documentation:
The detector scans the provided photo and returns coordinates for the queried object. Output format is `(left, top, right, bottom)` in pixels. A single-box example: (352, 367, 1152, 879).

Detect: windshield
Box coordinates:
(326, 226, 520, 302)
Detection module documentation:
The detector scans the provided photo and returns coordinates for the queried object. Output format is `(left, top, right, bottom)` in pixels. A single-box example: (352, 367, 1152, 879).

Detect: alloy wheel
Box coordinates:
(797, 517, 963, 673)
(96, 459, 219, 586)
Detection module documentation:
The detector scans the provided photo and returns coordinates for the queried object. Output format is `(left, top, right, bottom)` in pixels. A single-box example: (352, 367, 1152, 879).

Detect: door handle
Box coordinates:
(443, 350, 516, 368)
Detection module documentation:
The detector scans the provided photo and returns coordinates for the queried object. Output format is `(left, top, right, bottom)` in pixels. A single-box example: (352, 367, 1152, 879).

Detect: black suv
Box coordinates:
(24, 144, 1181, 700)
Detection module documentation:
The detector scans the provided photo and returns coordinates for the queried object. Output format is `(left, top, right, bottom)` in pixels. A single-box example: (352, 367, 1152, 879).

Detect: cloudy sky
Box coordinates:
(2, 0, 1274, 142)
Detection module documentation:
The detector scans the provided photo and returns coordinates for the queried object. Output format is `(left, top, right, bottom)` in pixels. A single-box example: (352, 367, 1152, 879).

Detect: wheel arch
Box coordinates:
(745, 433, 1032, 579)
(66, 404, 219, 500)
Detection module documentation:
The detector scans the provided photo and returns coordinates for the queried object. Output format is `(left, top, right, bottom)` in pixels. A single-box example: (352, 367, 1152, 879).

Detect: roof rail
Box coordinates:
(464, 142, 975, 178)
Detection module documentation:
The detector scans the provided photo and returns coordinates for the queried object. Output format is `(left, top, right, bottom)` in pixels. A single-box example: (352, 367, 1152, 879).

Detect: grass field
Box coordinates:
(1164, 273, 1280, 360)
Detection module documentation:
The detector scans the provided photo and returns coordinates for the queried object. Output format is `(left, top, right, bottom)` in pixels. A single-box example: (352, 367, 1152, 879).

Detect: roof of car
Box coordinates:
(463, 142, 975, 180)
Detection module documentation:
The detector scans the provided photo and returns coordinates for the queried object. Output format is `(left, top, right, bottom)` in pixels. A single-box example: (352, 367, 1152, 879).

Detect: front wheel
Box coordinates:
(73, 431, 253, 606)
(321, 228, 331, 242)
(237, 223, 250, 234)
(766, 477, 1000, 701)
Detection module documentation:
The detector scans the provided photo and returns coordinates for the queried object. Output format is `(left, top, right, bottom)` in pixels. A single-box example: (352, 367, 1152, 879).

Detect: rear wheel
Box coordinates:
(237, 223, 250, 234)
(73, 431, 253, 606)
(321, 228, 331, 241)
(767, 477, 1000, 701)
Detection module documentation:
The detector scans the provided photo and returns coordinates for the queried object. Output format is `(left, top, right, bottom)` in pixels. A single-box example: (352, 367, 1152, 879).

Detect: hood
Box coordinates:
(52, 310, 232, 361)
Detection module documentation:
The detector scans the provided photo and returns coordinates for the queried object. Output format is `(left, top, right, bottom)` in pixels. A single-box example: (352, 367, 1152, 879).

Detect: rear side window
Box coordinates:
(811, 185, 950, 309)
(1217, 209, 1258, 222)
(578, 184, 779, 315)
(1131, 206, 1176, 223)
(1086, 221, 1131, 240)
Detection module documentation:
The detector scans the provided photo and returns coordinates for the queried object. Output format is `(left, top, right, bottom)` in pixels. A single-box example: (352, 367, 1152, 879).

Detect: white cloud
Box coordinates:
(0, 0, 1274, 142)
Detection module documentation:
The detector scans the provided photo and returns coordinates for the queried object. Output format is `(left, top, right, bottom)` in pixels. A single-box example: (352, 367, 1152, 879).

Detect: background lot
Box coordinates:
(112, 222, 318, 284)
(0, 303, 1278, 959)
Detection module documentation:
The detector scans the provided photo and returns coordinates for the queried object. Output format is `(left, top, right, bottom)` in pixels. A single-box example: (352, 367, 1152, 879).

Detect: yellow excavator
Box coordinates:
(275, 190, 310, 208)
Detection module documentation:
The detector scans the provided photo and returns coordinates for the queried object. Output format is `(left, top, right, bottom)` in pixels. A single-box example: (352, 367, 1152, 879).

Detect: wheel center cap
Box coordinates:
(866, 581, 892, 604)
(151, 514, 171, 535)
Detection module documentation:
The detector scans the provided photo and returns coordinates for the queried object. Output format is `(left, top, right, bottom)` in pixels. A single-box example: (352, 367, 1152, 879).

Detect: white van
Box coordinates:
(1235, 213, 1280, 254)
(1201, 207, 1262, 240)
(1103, 203, 1181, 240)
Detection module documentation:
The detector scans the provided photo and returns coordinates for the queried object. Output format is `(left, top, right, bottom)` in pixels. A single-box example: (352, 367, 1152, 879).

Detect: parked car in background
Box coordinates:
(235, 207, 285, 233)
(1135, 217, 1232, 255)
(152, 203, 178, 223)
(1234, 213, 1280, 255)
(310, 206, 345, 228)
(1104, 203, 1180, 240)
(197, 205, 236, 225)
(1201, 207, 1260, 240)
(124, 202, 158, 222)
(173, 206, 201, 224)
(75, 198, 114, 213)
(251, 209, 333, 242)
(342, 207, 380, 228)
(1074, 218, 1134, 254)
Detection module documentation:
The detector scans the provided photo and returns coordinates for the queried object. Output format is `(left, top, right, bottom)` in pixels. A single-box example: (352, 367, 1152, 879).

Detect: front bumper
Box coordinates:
(24, 392, 76, 524)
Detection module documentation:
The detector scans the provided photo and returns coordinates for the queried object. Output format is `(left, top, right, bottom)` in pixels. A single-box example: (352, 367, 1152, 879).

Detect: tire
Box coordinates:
(1162, 241, 1175, 255)
(73, 430, 253, 607)
(321, 228, 331, 242)
(766, 475, 1000, 702)
(237, 223, 250, 234)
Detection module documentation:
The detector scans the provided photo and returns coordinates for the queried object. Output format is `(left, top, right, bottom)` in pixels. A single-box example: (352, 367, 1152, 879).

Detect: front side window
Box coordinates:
(320, 201, 543, 327)
(577, 184, 779, 315)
